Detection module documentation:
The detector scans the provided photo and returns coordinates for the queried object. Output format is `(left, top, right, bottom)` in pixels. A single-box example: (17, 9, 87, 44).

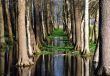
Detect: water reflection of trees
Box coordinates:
(0, 51, 5, 76)
(18, 67, 33, 76)
(82, 57, 90, 76)
(0, 47, 13, 76)
(64, 55, 92, 76)
(2, 44, 93, 76)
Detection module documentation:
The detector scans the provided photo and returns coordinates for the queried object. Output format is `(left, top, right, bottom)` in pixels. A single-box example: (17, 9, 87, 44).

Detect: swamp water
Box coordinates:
(0, 37, 95, 76)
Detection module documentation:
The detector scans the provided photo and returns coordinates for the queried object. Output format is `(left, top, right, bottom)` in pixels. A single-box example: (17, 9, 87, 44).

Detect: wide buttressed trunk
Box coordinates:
(17, 0, 33, 66)
(99, 0, 110, 75)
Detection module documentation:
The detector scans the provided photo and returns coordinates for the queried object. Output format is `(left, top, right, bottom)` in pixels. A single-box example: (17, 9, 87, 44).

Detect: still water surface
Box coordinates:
(0, 37, 95, 76)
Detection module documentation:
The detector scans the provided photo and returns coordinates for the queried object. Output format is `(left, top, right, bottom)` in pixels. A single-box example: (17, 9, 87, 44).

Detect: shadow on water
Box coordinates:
(0, 37, 95, 76)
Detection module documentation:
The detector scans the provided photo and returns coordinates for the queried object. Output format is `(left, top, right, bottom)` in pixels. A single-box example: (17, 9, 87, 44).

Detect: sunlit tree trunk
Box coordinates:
(41, 0, 46, 39)
(26, 0, 33, 56)
(83, 0, 90, 54)
(81, 19, 84, 52)
(17, 0, 33, 66)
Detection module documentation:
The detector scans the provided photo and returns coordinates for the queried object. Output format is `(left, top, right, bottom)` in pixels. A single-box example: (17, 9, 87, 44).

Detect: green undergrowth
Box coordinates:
(35, 28, 77, 55)
(89, 41, 96, 53)
(48, 28, 66, 39)
(47, 28, 74, 52)
(35, 50, 80, 56)
(35, 28, 96, 56)
(40, 39, 74, 54)
(42, 45, 74, 51)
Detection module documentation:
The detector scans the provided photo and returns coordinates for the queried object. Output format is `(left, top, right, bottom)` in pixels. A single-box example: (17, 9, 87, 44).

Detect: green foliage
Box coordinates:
(34, 28, 76, 55)
(89, 41, 96, 53)
(35, 50, 80, 56)
(42, 45, 73, 51)
(48, 28, 66, 38)
(35, 51, 54, 55)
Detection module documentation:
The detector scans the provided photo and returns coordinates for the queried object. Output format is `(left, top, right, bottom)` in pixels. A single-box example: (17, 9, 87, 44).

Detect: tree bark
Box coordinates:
(75, 7, 82, 51)
(17, 0, 33, 66)
(26, 0, 33, 57)
(97, 0, 110, 75)
(0, 1, 5, 48)
(83, 0, 90, 54)
(70, 0, 76, 45)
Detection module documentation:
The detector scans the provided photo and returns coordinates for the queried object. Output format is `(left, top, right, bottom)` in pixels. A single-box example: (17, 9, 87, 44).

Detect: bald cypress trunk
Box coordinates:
(33, 0, 43, 47)
(17, 0, 33, 66)
(70, 0, 76, 45)
(83, 0, 90, 54)
(26, 0, 33, 56)
(0, 1, 5, 48)
(75, 6, 82, 51)
(101, 0, 110, 75)
(96, 0, 110, 75)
